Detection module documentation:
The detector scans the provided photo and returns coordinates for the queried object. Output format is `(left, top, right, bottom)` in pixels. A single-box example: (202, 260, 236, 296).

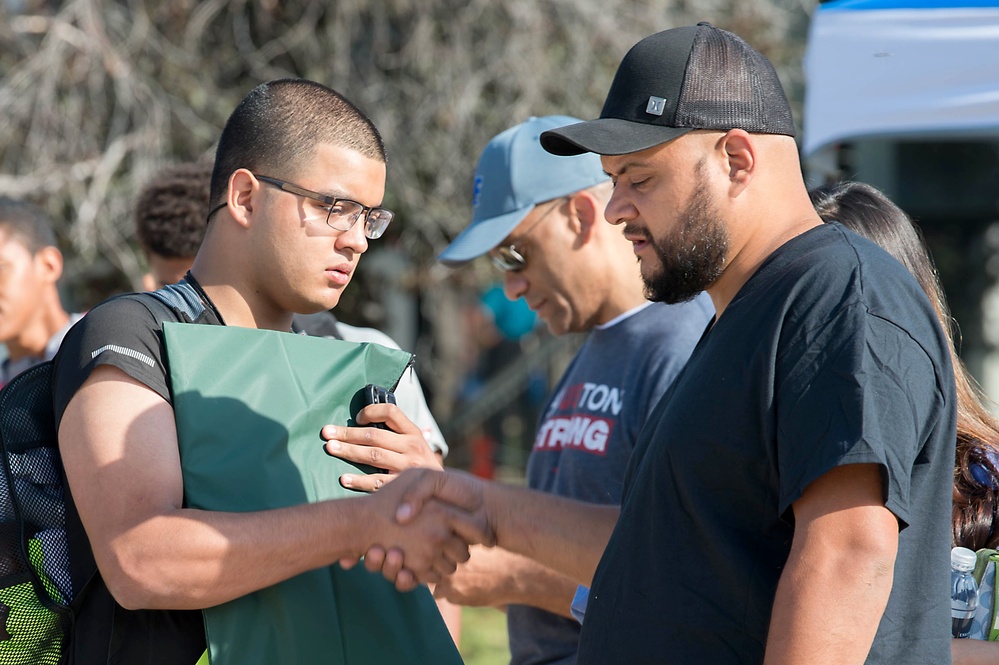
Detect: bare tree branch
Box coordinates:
(0, 0, 817, 426)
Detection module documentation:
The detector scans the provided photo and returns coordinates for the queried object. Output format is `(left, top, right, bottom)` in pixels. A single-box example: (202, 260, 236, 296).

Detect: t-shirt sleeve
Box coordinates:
(52, 295, 173, 425)
(334, 323, 447, 456)
(393, 367, 448, 457)
(775, 305, 946, 527)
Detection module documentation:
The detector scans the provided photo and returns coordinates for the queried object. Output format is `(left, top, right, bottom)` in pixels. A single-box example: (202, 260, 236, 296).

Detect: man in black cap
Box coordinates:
(375, 23, 956, 665)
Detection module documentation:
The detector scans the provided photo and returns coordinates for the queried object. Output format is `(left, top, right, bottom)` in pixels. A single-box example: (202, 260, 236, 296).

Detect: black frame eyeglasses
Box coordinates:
(206, 174, 394, 239)
(489, 197, 567, 272)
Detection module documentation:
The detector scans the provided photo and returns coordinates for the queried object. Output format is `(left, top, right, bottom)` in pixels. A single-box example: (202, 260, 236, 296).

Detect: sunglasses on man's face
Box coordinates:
(488, 197, 567, 272)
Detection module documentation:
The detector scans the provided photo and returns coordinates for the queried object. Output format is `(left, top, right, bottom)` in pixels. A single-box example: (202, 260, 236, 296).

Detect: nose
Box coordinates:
(338, 216, 369, 254)
(604, 187, 635, 227)
(503, 269, 528, 301)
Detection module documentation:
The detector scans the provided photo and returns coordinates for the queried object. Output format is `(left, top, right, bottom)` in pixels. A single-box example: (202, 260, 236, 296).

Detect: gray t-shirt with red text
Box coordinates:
(507, 294, 713, 665)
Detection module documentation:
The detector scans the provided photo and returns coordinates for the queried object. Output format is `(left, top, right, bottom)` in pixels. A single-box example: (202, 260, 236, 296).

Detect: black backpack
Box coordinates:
(0, 361, 76, 663)
(0, 286, 223, 664)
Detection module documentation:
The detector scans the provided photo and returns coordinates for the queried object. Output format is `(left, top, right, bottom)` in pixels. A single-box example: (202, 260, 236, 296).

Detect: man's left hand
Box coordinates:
(322, 403, 442, 491)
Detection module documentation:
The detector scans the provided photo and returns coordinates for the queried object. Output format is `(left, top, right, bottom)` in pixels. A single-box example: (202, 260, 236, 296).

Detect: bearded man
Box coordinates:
(377, 23, 956, 665)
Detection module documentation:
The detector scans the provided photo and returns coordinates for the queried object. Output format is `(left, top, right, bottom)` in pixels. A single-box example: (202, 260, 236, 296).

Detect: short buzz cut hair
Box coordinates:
(0, 197, 58, 253)
(209, 79, 386, 210)
(135, 161, 213, 259)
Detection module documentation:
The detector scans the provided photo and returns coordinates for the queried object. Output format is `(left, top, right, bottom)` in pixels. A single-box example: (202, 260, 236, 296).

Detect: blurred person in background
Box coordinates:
(810, 180, 999, 665)
(0, 197, 82, 388)
(134, 161, 213, 291)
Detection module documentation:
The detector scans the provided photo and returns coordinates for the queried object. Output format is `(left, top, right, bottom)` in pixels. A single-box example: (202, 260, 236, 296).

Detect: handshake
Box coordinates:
(323, 406, 593, 595)
(344, 468, 496, 592)
(325, 409, 611, 601)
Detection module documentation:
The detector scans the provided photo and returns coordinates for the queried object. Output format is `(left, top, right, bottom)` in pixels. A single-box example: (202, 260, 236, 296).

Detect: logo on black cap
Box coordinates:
(646, 96, 666, 116)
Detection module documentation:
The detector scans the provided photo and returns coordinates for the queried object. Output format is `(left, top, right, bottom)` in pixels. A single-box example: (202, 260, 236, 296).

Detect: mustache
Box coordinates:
(622, 223, 651, 242)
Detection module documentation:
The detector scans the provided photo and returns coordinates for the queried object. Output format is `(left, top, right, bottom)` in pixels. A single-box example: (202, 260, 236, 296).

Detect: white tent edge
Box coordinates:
(803, 1, 999, 158)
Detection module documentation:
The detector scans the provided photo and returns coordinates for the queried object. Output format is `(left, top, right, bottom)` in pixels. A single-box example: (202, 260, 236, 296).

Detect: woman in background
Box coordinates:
(810, 181, 999, 665)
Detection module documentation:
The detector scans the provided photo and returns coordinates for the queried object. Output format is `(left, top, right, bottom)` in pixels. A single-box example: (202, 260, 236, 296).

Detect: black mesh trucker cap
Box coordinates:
(541, 23, 796, 157)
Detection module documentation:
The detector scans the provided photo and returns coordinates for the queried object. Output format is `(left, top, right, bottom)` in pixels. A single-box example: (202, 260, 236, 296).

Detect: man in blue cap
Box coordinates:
(434, 115, 712, 664)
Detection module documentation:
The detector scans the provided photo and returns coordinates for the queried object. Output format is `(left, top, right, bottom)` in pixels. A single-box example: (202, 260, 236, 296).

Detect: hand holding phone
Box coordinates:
(326, 384, 441, 488)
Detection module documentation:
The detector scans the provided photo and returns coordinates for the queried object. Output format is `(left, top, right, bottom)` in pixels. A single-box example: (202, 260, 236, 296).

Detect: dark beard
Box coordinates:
(642, 173, 728, 304)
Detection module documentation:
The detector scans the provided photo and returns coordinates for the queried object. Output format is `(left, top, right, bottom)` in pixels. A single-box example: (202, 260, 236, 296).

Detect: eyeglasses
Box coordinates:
(489, 197, 567, 272)
(205, 174, 394, 239)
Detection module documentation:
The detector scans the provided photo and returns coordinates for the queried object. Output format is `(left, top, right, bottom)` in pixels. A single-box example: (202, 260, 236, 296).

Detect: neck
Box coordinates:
(6, 296, 70, 362)
(189, 268, 294, 332)
(191, 228, 293, 331)
(596, 278, 650, 325)
(708, 205, 823, 319)
(702, 136, 828, 319)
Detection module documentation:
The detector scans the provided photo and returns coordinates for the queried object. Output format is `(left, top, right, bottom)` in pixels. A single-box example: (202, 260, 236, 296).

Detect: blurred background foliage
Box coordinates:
(0, 0, 818, 451)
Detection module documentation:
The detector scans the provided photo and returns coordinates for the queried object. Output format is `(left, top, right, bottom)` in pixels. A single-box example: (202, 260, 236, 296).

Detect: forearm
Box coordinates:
(765, 465, 898, 664)
(436, 544, 577, 617)
(952, 638, 999, 665)
(97, 496, 374, 610)
(484, 483, 618, 586)
(435, 596, 462, 646)
(62, 367, 479, 611)
(765, 546, 894, 663)
(500, 553, 578, 618)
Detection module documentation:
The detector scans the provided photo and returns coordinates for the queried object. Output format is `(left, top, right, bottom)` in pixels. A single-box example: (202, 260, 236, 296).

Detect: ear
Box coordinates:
(568, 191, 601, 244)
(34, 246, 63, 283)
(720, 129, 755, 197)
(227, 168, 259, 229)
(141, 272, 158, 291)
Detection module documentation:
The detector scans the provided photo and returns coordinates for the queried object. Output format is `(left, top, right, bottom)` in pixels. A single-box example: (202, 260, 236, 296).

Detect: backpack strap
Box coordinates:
(59, 282, 204, 617)
(145, 281, 207, 321)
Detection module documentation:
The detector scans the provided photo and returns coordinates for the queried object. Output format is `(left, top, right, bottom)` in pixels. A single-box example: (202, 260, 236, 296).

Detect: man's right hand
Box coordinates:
(353, 468, 496, 591)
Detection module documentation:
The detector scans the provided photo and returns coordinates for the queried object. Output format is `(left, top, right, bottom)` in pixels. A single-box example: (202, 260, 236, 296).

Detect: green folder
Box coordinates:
(163, 322, 463, 665)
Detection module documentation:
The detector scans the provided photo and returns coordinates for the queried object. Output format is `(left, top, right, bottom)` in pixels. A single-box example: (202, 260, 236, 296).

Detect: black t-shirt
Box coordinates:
(577, 223, 956, 664)
(53, 279, 221, 665)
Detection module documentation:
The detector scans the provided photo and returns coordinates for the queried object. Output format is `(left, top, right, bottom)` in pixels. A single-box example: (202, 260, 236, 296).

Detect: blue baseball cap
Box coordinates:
(438, 115, 610, 267)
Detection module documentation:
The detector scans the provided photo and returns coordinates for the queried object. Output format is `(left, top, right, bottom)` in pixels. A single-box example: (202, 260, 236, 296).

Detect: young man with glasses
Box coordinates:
(348, 115, 713, 665)
(51, 79, 486, 664)
(133, 159, 450, 466)
(132, 157, 464, 643)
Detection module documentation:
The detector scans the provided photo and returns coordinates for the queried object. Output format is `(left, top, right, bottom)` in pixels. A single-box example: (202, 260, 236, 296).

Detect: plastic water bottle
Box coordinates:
(952, 546, 979, 638)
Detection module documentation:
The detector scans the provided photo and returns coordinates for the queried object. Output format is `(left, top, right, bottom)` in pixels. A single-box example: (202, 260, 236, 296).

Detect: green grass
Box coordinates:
(459, 606, 510, 665)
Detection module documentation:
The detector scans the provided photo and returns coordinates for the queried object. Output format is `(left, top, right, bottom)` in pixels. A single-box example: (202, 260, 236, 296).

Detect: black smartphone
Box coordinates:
(360, 383, 396, 429)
